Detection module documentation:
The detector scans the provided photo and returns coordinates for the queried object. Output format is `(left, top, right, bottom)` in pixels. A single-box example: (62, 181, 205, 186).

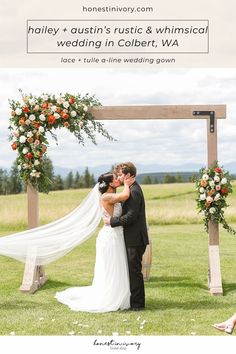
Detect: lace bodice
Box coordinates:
(102, 203, 122, 218)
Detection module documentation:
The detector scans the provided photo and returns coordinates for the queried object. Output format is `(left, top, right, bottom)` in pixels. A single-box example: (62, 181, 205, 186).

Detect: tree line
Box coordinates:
(141, 173, 197, 184)
(0, 158, 96, 195)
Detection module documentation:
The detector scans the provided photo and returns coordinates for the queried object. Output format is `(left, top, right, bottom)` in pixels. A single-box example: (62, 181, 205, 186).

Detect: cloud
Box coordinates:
(0, 68, 236, 170)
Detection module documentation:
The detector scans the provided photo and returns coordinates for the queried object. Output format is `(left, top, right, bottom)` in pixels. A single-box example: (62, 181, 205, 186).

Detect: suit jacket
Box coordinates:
(110, 181, 149, 247)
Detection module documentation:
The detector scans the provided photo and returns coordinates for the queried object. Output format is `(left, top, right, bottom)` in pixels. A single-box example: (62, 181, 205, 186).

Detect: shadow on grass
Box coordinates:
(37, 279, 80, 291)
(145, 276, 208, 291)
(222, 282, 236, 295)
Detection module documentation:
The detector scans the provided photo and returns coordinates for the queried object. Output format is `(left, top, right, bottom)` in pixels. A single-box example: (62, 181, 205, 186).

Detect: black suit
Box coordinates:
(110, 181, 149, 309)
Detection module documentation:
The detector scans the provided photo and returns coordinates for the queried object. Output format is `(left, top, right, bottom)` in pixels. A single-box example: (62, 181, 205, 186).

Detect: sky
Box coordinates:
(0, 68, 236, 172)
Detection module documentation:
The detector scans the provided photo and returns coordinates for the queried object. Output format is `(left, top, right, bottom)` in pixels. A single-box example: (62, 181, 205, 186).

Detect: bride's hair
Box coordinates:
(98, 172, 113, 194)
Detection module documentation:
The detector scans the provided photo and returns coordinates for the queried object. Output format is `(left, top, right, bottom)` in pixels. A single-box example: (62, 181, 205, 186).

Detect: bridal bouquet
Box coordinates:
(9, 90, 113, 193)
(196, 163, 236, 234)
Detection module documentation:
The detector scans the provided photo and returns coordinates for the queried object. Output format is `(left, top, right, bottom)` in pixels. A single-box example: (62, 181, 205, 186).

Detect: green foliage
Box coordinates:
(9, 90, 115, 193)
(196, 163, 236, 235)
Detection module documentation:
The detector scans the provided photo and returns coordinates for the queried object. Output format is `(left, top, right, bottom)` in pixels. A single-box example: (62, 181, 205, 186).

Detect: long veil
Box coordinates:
(0, 184, 102, 265)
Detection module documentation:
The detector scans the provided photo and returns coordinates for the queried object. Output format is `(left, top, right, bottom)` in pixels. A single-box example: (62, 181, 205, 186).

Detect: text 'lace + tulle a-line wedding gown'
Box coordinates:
(55, 203, 130, 312)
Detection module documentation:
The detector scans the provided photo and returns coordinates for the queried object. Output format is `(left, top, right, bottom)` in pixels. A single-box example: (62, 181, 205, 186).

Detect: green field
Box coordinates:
(1, 183, 236, 336)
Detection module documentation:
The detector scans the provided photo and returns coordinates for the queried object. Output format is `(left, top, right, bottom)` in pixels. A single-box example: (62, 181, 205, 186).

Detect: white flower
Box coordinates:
(19, 135, 27, 143)
(19, 126, 25, 132)
(83, 104, 88, 112)
(200, 194, 206, 201)
(199, 187, 205, 193)
(63, 101, 70, 109)
(27, 131, 33, 138)
(23, 163, 29, 169)
(39, 114, 46, 121)
(34, 159, 40, 166)
(214, 176, 220, 182)
(209, 207, 216, 214)
(15, 108, 22, 115)
(214, 193, 221, 201)
(221, 177, 227, 185)
(11, 137, 17, 142)
(10, 332, 15, 336)
(51, 105, 57, 112)
(70, 110, 77, 117)
(206, 196, 213, 203)
(126, 331, 131, 334)
(29, 114, 36, 121)
(53, 113, 60, 119)
(22, 147, 29, 154)
(17, 165, 21, 171)
(202, 174, 209, 181)
(97, 330, 102, 334)
(140, 320, 146, 325)
(39, 126, 45, 133)
(42, 94, 48, 101)
(112, 332, 119, 336)
(57, 97, 64, 104)
(29, 99, 35, 105)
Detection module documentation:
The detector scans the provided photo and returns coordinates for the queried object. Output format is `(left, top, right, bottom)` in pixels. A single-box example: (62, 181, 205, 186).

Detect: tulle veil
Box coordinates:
(0, 184, 102, 265)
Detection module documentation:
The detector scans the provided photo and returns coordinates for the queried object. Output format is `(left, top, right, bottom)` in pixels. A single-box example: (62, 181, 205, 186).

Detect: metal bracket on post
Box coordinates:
(193, 110, 215, 133)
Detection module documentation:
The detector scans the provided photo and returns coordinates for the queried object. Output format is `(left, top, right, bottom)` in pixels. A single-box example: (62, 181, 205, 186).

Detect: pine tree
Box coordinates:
(142, 175, 152, 184)
(9, 159, 22, 194)
(83, 167, 91, 188)
(53, 175, 64, 190)
(65, 171, 74, 189)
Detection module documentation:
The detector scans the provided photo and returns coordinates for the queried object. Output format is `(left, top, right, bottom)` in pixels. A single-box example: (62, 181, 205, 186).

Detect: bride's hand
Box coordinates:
(124, 174, 135, 186)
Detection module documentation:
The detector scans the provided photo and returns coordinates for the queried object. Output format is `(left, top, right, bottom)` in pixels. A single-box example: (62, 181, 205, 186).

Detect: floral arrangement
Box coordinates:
(196, 163, 236, 234)
(9, 90, 114, 193)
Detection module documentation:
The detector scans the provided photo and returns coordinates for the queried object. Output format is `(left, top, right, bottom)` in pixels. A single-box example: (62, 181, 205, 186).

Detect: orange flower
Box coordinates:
(205, 201, 211, 208)
(26, 152, 33, 159)
(23, 106, 30, 113)
(208, 189, 215, 196)
(48, 115, 55, 124)
(11, 142, 17, 150)
(201, 180, 207, 187)
(33, 121, 40, 129)
(19, 118, 25, 125)
(63, 122, 70, 128)
(56, 107, 61, 113)
(62, 112, 69, 120)
(27, 137, 34, 143)
(42, 102, 48, 109)
(221, 187, 228, 194)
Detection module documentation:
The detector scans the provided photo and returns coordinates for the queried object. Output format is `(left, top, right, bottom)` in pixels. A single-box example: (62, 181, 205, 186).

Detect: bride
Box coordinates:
(0, 171, 134, 312)
(55, 172, 134, 312)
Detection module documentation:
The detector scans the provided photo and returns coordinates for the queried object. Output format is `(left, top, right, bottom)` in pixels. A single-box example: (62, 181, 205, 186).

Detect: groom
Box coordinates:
(104, 162, 149, 311)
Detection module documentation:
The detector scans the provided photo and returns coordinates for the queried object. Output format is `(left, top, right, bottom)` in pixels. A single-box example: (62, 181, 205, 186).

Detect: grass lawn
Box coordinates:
(1, 184, 236, 336)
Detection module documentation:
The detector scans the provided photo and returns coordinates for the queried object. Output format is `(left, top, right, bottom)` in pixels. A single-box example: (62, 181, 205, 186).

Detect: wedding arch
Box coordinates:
(10, 101, 226, 296)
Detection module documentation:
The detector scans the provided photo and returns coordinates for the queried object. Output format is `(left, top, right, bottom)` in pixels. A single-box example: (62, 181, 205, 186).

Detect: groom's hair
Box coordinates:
(114, 162, 137, 177)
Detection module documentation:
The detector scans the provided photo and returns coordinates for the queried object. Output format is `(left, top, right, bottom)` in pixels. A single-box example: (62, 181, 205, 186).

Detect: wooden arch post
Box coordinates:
(24, 104, 226, 295)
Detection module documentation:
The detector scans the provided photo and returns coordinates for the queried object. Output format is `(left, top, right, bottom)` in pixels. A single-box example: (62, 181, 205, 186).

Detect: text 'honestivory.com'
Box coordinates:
(82, 6, 154, 13)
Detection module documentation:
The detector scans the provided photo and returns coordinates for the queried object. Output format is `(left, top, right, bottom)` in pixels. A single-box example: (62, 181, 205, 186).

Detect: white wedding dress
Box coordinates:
(55, 203, 130, 312)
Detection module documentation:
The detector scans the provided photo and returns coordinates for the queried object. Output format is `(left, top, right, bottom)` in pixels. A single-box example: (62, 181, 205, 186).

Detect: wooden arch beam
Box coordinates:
(90, 104, 226, 120)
